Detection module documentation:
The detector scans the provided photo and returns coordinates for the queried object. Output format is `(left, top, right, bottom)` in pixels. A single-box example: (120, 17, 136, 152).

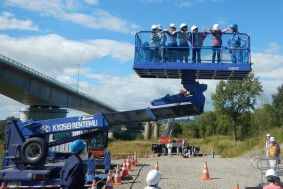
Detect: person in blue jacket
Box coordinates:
(60, 140, 86, 189)
(227, 24, 242, 63)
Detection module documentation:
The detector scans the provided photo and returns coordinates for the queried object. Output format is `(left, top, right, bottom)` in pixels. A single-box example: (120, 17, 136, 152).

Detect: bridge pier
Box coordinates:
(20, 106, 68, 121)
(153, 123, 159, 139)
(144, 122, 151, 140)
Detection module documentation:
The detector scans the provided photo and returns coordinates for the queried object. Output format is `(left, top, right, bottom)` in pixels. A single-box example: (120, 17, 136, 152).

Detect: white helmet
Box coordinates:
(151, 24, 158, 30)
(191, 25, 198, 31)
(169, 23, 176, 28)
(180, 23, 187, 29)
(213, 24, 220, 30)
(270, 137, 276, 142)
(146, 170, 161, 186)
(157, 24, 163, 30)
(266, 133, 271, 137)
(266, 169, 277, 177)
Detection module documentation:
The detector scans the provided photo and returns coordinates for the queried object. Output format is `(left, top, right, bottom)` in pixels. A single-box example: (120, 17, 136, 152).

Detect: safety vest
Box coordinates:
(269, 145, 276, 157)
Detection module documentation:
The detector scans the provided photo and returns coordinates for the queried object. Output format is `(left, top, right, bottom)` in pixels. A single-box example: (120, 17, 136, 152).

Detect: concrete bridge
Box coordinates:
(0, 53, 116, 121)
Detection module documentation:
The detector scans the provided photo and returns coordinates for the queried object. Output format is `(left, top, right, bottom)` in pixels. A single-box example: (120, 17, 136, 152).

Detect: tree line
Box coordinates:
(171, 73, 283, 141)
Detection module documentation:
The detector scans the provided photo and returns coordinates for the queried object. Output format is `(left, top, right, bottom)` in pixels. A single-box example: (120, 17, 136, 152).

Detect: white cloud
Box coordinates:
(0, 95, 24, 119)
(0, 12, 39, 31)
(83, 0, 99, 5)
(0, 34, 134, 77)
(4, 0, 139, 33)
(265, 42, 280, 54)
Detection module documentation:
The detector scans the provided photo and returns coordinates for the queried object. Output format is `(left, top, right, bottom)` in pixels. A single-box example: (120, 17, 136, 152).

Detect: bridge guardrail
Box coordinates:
(0, 53, 116, 111)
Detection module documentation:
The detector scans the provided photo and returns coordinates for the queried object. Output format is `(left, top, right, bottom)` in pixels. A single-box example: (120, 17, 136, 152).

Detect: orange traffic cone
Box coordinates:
(201, 161, 211, 180)
(234, 183, 240, 189)
(121, 161, 130, 177)
(113, 165, 122, 185)
(126, 157, 132, 171)
(105, 172, 113, 189)
(90, 180, 97, 189)
(134, 152, 138, 164)
(131, 155, 136, 167)
(154, 161, 159, 171)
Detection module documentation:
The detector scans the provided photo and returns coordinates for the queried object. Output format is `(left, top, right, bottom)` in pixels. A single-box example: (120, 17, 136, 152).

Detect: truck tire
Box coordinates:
(20, 137, 48, 166)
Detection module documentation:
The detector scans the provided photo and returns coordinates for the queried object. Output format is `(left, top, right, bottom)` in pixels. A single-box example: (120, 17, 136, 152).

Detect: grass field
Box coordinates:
(1, 128, 282, 167)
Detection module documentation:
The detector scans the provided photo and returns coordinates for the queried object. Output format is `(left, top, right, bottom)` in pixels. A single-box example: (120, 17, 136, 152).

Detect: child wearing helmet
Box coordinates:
(60, 140, 86, 189)
(208, 24, 230, 63)
(144, 170, 162, 189)
(189, 25, 207, 63)
(263, 169, 281, 189)
(227, 23, 243, 63)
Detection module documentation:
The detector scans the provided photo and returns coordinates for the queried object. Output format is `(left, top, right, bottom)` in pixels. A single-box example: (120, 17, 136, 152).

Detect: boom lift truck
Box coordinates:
(0, 30, 251, 188)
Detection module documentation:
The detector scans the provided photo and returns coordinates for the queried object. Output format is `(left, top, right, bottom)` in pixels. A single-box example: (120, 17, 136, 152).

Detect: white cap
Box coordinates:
(180, 23, 187, 29)
(270, 137, 276, 142)
(213, 24, 220, 30)
(169, 23, 176, 28)
(151, 24, 158, 30)
(191, 25, 198, 31)
(157, 24, 163, 30)
(146, 170, 161, 185)
(266, 169, 277, 177)
(266, 134, 271, 137)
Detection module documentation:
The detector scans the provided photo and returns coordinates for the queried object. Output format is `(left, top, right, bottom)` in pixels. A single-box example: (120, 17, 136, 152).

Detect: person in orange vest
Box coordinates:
(268, 137, 280, 170)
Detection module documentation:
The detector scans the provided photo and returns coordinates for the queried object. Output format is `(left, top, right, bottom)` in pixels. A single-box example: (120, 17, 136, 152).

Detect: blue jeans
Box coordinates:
(192, 48, 201, 63)
(230, 48, 242, 63)
(212, 46, 221, 63)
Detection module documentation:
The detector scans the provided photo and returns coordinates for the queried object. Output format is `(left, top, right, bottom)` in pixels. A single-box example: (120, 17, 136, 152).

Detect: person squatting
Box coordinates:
(147, 23, 247, 63)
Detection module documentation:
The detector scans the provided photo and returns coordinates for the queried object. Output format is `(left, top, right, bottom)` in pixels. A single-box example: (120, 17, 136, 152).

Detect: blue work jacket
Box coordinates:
(60, 154, 85, 189)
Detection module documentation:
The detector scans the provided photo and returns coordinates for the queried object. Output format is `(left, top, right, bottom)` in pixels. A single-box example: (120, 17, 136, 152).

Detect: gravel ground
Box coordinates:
(110, 154, 269, 189)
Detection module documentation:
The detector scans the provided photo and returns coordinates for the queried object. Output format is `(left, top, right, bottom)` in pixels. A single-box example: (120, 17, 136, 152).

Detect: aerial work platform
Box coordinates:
(133, 31, 251, 80)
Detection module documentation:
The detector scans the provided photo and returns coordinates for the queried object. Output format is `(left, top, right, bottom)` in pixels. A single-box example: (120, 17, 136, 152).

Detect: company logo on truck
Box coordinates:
(52, 120, 98, 131)
(40, 125, 51, 133)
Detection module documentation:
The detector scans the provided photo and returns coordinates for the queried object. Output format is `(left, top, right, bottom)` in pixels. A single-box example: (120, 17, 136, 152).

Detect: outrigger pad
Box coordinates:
(103, 104, 201, 126)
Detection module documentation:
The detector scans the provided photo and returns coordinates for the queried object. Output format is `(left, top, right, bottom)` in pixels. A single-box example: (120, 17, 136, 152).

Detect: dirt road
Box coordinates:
(111, 154, 266, 189)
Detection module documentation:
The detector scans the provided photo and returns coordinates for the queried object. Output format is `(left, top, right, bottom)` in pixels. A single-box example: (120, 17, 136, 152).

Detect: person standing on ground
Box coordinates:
(211, 148, 215, 158)
(263, 169, 281, 189)
(176, 142, 180, 156)
(266, 134, 272, 157)
(268, 137, 280, 170)
(60, 140, 86, 189)
(181, 139, 186, 156)
(167, 140, 173, 158)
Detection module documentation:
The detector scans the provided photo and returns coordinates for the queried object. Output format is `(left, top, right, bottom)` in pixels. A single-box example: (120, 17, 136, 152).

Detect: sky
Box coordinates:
(0, 0, 283, 120)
